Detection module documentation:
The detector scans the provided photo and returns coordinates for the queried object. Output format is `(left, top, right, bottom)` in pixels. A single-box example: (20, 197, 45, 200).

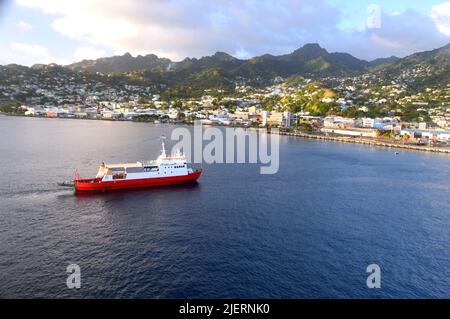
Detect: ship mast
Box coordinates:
(160, 135, 167, 158)
(161, 141, 166, 157)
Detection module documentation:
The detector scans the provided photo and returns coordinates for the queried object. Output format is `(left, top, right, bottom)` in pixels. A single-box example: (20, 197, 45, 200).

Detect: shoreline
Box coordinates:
(2, 112, 450, 155)
(276, 131, 450, 154)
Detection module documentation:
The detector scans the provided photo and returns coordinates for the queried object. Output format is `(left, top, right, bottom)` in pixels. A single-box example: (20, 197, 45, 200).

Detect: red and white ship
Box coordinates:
(72, 142, 201, 192)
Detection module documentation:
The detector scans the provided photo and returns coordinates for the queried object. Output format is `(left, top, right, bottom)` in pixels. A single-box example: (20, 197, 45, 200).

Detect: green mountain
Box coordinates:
(67, 43, 371, 78)
(2, 43, 448, 99)
(369, 56, 400, 68)
(67, 52, 172, 73)
(240, 44, 369, 77)
(131, 43, 375, 95)
(373, 43, 450, 88)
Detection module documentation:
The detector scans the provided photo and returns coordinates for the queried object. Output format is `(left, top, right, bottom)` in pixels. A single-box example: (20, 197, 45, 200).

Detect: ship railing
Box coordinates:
(142, 160, 157, 166)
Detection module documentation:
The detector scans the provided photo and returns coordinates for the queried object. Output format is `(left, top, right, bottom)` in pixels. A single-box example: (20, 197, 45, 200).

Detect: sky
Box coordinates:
(0, 0, 449, 66)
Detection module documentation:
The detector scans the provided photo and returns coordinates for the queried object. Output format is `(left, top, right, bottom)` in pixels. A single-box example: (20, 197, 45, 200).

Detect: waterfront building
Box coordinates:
(266, 112, 283, 126)
(321, 128, 377, 138)
(24, 107, 45, 116)
(261, 111, 269, 126)
(229, 112, 250, 121)
(401, 129, 450, 142)
(324, 116, 355, 129)
(46, 110, 58, 118)
(283, 111, 292, 127)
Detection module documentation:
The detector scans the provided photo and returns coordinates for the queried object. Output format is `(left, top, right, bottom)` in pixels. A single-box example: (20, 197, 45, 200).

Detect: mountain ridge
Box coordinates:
(2, 43, 448, 99)
(19, 42, 444, 84)
(65, 43, 372, 75)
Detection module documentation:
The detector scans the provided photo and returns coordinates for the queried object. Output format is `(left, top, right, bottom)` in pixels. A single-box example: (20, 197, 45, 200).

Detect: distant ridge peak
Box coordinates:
(213, 51, 231, 57)
(211, 51, 235, 60)
(292, 43, 328, 56)
(301, 43, 323, 49)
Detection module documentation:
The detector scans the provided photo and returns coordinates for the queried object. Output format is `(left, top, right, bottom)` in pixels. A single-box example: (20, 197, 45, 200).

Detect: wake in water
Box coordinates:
(0, 187, 73, 200)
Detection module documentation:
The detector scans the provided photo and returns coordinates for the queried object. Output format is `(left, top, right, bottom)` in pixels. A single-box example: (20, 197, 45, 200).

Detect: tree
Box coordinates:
(172, 98, 183, 109)
(138, 96, 150, 105)
(261, 96, 280, 111)
(177, 111, 186, 121)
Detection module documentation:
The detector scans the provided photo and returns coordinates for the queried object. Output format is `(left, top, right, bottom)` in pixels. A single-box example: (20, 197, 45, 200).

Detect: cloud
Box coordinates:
(7, 41, 67, 65)
(361, 9, 450, 58)
(431, 2, 450, 36)
(14, 0, 450, 62)
(322, 7, 450, 60)
(13, 0, 342, 60)
(17, 20, 33, 32)
(74, 46, 106, 61)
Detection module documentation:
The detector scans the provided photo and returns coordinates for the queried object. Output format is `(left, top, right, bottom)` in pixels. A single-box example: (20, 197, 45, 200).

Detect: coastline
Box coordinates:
(2, 112, 450, 155)
(276, 131, 450, 154)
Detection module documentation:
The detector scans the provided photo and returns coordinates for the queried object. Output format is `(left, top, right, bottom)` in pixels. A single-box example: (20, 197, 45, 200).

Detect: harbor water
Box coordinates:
(0, 116, 449, 298)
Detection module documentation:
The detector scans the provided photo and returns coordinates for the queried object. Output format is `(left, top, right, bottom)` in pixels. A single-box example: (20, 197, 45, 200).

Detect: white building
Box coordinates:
(321, 128, 377, 138)
(261, 111, 269, 126)
(283, 111, 292, 127)
(323, 116, 355, 129)
(168, 109, 179, 119)
(401, 129, 450, 142)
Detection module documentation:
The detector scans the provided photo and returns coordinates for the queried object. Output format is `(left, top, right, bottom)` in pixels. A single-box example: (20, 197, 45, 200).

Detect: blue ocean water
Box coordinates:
(0, 116, 448, 298)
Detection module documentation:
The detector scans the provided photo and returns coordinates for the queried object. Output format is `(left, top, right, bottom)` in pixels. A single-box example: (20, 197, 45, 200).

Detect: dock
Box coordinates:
(276, 131, 450, 154)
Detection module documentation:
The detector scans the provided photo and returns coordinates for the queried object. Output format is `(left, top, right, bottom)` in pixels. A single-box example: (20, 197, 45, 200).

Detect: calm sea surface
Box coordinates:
(0, 115, 449, 298)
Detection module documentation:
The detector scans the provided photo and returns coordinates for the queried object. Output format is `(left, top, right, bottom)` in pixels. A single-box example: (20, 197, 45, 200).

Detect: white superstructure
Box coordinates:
(95, 142, 192, 182)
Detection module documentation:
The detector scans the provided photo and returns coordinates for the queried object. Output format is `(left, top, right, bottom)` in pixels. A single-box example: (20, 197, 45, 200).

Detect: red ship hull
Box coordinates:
(74, 170, 201, 192)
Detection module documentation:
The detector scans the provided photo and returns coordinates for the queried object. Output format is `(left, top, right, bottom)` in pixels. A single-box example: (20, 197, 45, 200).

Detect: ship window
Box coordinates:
(127, 167, 144, 173)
